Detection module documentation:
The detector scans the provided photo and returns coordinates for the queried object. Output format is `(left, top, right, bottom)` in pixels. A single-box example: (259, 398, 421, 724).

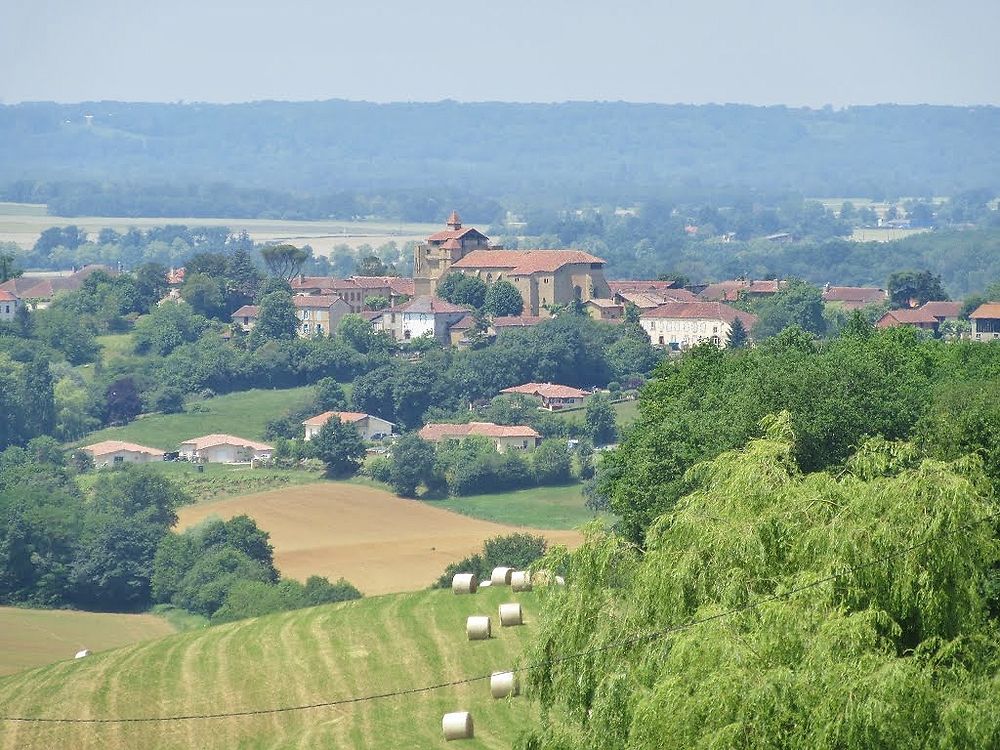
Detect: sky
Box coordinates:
(1, 0, 998, 107)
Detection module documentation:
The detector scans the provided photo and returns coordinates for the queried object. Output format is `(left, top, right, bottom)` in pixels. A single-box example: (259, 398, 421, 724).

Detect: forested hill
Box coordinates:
(1, 101, 998, 217)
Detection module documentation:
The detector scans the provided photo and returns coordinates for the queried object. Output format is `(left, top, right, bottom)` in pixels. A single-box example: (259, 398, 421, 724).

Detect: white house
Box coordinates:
(500, 382, 590, 411)
(0, 290, 21, 322)
(82, 440, 164, 467)
(376, 295, 469, 343)
(178, 434, 273, 463)
(302, 411, 396, 441)
(639, 302, 758, 350)
(418, 422, 542, 452)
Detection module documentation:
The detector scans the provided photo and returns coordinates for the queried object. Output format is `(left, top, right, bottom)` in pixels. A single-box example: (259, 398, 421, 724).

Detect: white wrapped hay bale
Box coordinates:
(490, 671, 520, 699)
(452, 573, 478, 594)
(498, 602, 523, 626)
(479, 580, 492, 588)
(490, 566, 513, 586)
(466, 615, 491, 640)
(442, 711, 474, 740)
(510, 570, 532, 592)
(74, 649, 90, 659)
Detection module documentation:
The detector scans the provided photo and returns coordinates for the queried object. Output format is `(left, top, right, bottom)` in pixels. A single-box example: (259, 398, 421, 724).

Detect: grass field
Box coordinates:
(547, 398, 640, 431)
(0, 607, 175, 677)
(0, 203, 438, 255)
(176, 482, 581, 595)
(0, 587, 543, 749)
(79, 386, 316, 450)
(427, 483, 602, 530)
(94, 333, 136, 366)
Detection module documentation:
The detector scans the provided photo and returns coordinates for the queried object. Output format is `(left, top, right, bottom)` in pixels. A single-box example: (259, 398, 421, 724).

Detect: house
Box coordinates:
(583, 298, 624, 320)
(639, 302, 758, 350)
(489, 315, 544, 334)
(178, 434, 273, 463)
(81, 440, 164, 467)
(413, 213, 612, 316)
(698, 279, 784, 302)
(230, 304, 259, 331)
(418, 422, 542, 452)
(612, 288, 699, 311)
(448, 314, 479, 347)
(970, 303, 1000, 341)
(607, 280, 679, 295)
(376, 295, 469, 343)
(500, 382, 590, 411)
(293, 294, 351, 338)
(822, 285, 888, 310)
(875, 308, 940, 332)
(413, 211, 492, 295)
(290, 275, 413, 313)
(302, 411, 395, 441)
(0, 265, 116, 309)
(919, 301, 962, 324)
(0, 290, 21, 322)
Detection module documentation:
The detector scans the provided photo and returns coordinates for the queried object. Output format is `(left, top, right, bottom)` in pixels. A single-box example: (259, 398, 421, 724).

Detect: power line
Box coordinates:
(2, 507, 997, 725)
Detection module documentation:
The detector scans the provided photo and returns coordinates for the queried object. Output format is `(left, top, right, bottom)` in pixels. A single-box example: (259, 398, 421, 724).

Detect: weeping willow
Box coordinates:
(518, 414, 1000, 750)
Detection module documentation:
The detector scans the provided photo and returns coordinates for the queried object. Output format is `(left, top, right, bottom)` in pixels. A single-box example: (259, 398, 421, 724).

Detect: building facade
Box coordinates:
(970, 303, 1000, 341)
(412, 212, 491, 296)
(418, 422, 541, 452)
(0, 290, 20, 322)
(640, 302, 758, 350)
(376, 295, 469, 343)
(82, 440, 164, 468)
(302, 411, 395, 441)
(178, 434, 273, 463)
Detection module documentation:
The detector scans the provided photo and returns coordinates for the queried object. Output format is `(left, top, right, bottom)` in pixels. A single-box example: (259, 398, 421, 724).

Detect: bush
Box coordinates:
(366, 455, 392, 483)
(211, 574, 362, 623)
(433, 533, 548, 588)
(532, 439, 573, 485)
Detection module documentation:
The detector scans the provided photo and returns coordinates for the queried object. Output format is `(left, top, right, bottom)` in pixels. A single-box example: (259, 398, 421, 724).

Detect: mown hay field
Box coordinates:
(0, 587, 544, 749)
(0, 607, 174, 676)
(176, 482, 581, 595)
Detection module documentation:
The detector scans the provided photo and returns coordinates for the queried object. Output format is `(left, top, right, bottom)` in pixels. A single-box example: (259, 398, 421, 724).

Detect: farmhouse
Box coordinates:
(418, 422, 541, 452)
(919, 300, 962, 324)
(639, 302, 758, 350)
(500, 382, 590, 411)
(970, 303, 1000, 341)
(821, 285, 888, 310)
(699, 279, 784, 302)
(230, 304, 259, 331)
(82, 440, 164, 467)
(875, 308, 939, 332)
(583, 298, 624, 320)
(178, 434, 273, 463)
(490, 315, 544, 334)
(302, 411, 395, 441)
(0, 290, 21, 322)
(0, 265, 116, 309)
(376, 295, 469, 343)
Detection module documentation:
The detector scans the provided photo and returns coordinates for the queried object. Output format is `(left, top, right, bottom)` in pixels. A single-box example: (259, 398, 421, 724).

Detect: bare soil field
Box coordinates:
(0, 607, 174, 676)
(176, 482, 582, 595)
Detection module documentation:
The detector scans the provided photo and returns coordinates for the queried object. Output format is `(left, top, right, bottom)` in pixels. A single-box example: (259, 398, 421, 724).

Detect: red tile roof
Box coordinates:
(608, 280, 678, 293)
(822, 286, 887, 304)
(0, 290, 18, 302)
(876, 309, 939, 327)
(641, 302, 758, 328)
(698, 280, 749, 301)
(447, 210, 462, 228)
(82, 440, 164, 457)
(449, 314, 477, 330)
(178, 434, 273, 451)
(302, 410, 368, 427)
(451, 249, 605, 275)
(501, 382, 590, 399)
(231, 304, 259, 318)
(418, 422, 541, 441)
(969, 303, 1000, 319)
(387, 295, 468, 315)
(618, 289, 698, 307)
(918, 301, 962, 319)
(491, 315, 544, 328)
(426, 226, 488, 243)
(292, 295, 343, 308)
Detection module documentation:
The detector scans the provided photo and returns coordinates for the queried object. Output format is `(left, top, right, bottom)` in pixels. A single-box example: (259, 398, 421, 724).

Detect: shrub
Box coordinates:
(434, 533, 548, 587)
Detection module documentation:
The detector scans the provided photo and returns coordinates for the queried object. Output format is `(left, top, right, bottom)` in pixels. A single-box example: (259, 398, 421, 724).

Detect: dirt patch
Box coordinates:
(175, 483, 582, 595)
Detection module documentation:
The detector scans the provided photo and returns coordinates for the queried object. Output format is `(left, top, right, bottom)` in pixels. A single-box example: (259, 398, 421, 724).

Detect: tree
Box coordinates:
(133, 301, 209, 356)
(887, 269, 948, 308)
(585, 393, 617, 445)
(752, 279, 827, 339)
(0, 251, 22, 283)
(726, 317, 748, 348)
(439, 272, 488, 308)
(532, 439, 573, 485)
(310, 416, 366, 478)
(104, 377, 143, 425)
(355, 254, 388, 276)
(364, 295, 389, 311)
(388, 433, 438, 497)
(180, 272, 224, 318)
(519, 423, 1000, 749)
(133, 262, 169, 313)
(261, 244, 310, 280)
(32, 308, 99, 365)
(337, 313, 377, 353)
(314, 377, 348, 411)
(484, 280, 524, 317)
(251, 291, 298, 343)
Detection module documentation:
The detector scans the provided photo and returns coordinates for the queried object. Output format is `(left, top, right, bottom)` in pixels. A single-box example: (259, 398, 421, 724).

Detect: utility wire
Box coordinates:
(2, 507, 998, 725)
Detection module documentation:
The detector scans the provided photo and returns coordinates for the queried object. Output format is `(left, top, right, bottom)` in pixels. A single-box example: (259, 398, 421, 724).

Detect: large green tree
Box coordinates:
(519, 421, 1000, 749)
(252, 291, 299, 343)
(388, 433, 438, 497)
(888, 269, 948, 308)
(752, 279, 827, 339)
(261, 244, 310, 280)
(484, 279, 524, 317)
(310, 416, 367, 478)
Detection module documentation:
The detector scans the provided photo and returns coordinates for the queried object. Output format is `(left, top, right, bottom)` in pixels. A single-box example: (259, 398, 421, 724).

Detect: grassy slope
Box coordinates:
(0, 587, 543, 750)
(79, 386, 317, 450)
(546, 398, 640, 431)
(0, 607, 175, 677)
(426, 484, 599, 530)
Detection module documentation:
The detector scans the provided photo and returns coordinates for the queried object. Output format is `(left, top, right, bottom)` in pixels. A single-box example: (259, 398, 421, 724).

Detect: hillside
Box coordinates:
(176, 482, 581, 595)
(0, 587, 542, 749)
(2, 102, 998, 214)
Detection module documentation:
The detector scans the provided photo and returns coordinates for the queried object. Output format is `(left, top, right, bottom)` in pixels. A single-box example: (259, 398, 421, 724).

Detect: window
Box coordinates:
(3, 305, 8, 314)
(113, 455, 124, 465)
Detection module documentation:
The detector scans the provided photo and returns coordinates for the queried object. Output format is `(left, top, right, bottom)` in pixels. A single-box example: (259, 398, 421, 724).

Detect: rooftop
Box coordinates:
(501, 382, 590, 399)
(419, 422, 541, 441)
(970, 303, 1000, 319)
(451, 249, 605, 275)
(81, 440, 165, 456)
(302, 410, 372, 427)
(387, 295, 468, 315)
(641, 301, 758, 327)
(178, 434, 273, 451)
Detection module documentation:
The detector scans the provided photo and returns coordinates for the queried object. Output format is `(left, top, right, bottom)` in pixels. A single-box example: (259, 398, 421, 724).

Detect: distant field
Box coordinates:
(176, 482, 581, 595)
(850, 227, 932, 242)
(427, 483, 603, 530)
(0, 587, 542, 749)
(79, 386, 316, 450)
(0, 202, 437, 255)
(547, 398, 640, 430)
(0, 607, 174, 676)
(94, 333, 135, 365)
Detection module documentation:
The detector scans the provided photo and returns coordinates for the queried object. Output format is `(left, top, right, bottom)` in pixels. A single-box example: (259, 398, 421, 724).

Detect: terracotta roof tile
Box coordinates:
(0, 290, 18, 302)
(491, 315, 544, 328)
(292, 295, 342, 308)
(82, 440, 164, 456)
(822, 286, 887, 303)
(969, 303, 1000, 319)
(641, 302, 758, 328)
(178, 434, 273, 451)
(386, 295, 468, 315)
(426, 227, 487, 243)
(501, 382, 590, 399)
(451, 249, 605, 274)
(418, 422, 541, 441)
(231, 304, 259, 318)
(608, 280, 678, 293)
(302, 410, 369, 427)
(876, 309, 939, 327)
(918, 301, 962, 318)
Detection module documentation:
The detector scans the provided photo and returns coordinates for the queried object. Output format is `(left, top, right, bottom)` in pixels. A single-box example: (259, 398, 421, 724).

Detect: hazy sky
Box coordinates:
(2, 0, 998, 107)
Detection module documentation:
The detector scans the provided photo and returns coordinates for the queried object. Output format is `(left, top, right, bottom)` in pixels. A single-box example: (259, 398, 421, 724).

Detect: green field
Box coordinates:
(547, 398, 640, 432)
(79, 386, 317, 450)
(95, 333, 136, 365)
(0, 607, 175, 677)
(0, 587, 543, 749)
(426, 483, 602, 529)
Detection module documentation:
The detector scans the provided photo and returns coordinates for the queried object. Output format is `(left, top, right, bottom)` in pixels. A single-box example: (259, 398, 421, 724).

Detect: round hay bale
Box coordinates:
(466, 615, 491, 640)
(510, 571, 532, 592)
(442, 711, 474, 740)
(490, 566, 513, 586)
(490, 671, 520, 699)
(74, 649, 90, 659)
(452, 573, 478, 595)
(498, 602, 523, 627)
